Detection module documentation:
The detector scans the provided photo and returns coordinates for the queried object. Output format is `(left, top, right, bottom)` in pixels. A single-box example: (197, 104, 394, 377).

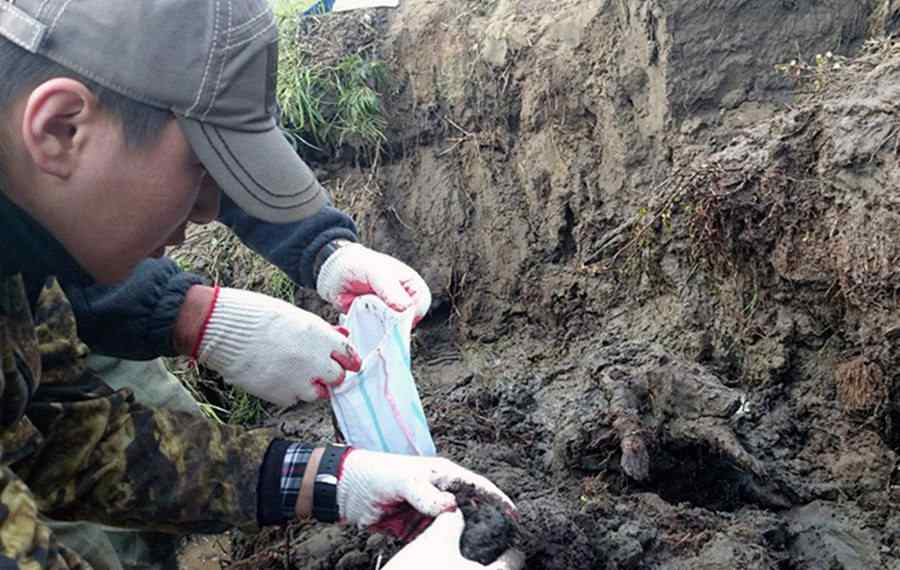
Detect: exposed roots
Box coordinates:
(835, 357, 888, 418)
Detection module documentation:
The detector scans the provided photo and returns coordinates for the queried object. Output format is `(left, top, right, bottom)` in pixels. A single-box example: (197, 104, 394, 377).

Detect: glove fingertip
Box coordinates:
(413, 297, 430, 321)
(312, 379, 330, 400)
(373, 280, 415, 313)
(336, 293, 357, 313)
(435, 490, 457, 513)
(407, 484, 456, 517)
(331, 348, 362, 373)
(387, 298, 413, 313)
(346, 344, 362, 370)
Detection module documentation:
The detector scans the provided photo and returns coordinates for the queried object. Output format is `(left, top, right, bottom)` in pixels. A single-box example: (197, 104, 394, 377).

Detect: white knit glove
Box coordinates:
(196, 288, 361, 406)
(383, 510, 525, 570)
(337, 450, 515, 535)
(316, 243, 431, 323)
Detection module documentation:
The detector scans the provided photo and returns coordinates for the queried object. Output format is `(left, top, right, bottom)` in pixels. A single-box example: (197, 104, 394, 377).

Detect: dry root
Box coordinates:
(835, 357, 888, 417)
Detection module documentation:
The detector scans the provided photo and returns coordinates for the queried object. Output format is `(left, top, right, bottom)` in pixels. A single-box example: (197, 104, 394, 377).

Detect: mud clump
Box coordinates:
(515, 496, 597, 570)
(453, 484, 519, 565)
(455, 483, 597, 570)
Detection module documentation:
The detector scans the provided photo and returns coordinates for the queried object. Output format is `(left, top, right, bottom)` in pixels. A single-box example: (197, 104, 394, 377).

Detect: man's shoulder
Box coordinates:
(1, 273, 89, 390)
(32, 278, 90, 384)
(0, 274, 41, 377)
(0, 274, 43, 457)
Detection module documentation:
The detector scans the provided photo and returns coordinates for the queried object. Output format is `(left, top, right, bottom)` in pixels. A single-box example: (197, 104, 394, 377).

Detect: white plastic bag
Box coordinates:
(329, 295, 436, 456)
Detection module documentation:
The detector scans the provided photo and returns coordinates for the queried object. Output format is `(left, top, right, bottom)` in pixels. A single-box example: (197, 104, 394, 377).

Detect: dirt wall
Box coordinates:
(346, 0, 874, 342)
(249, 1, 900, 568)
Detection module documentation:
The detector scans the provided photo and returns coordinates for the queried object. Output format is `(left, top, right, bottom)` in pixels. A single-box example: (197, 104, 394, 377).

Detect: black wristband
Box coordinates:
(312, 239, 354, 282)
(257, 439, 293, 526)
(312, 444, 350, 523)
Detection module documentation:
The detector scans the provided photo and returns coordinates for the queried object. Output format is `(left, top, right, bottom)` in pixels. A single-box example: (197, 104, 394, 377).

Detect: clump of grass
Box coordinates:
(774, 38, 900, 103)
(227, 386, 270, 426)
(275, 6, 388, 156)
(272, 0, 318, 19)
(165, 357, 270, 426)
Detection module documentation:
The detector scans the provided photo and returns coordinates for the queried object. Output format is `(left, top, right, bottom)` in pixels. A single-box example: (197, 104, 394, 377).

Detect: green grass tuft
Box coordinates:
(227, 386, 270, 426)
(274, 5, 388, 155)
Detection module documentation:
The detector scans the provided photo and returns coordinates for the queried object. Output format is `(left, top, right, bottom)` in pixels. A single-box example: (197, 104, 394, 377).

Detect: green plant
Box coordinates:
(227, 386, 270, 426)
(166, 358, 228, 424)
(274, 5, 388, 155)
(775, 51, 846, 92)
(330, 55, 388, 148)
(265, 269, 297, 303)
(272, 0, 318, 19)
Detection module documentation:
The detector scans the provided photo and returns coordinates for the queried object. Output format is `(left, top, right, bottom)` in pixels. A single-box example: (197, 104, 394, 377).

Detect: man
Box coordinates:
(0, 1, 520, 568)
(49, 170, 433, 568)
(49, 40, 431, 570)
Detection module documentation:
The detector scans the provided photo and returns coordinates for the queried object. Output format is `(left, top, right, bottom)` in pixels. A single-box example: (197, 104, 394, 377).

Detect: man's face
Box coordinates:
(5, 79, 221, 284)
(69, 117, 221, 283)
(85, 119, 220, 276)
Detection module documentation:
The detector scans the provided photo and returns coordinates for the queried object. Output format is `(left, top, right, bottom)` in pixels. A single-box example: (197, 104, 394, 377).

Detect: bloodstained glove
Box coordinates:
(336, 449, 515, 541)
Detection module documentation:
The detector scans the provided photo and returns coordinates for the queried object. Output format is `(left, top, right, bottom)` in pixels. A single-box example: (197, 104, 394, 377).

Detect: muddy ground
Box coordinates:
(203, 1, 900, 568)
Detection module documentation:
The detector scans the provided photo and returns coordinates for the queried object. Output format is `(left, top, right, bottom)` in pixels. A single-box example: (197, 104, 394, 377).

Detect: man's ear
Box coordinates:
(21, 78, 99, 179)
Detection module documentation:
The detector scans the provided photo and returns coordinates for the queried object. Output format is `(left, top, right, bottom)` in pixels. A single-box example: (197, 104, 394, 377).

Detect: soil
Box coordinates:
(453, 483, 519, 564)
(208, 0, 900, 568)
(178, 536, 231, 570)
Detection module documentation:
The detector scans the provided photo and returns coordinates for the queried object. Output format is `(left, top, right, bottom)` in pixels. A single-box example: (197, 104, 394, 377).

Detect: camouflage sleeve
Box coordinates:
(20, 388, 276, 534)
(11, 279, 278, 535)
(0, 466, 92, 569)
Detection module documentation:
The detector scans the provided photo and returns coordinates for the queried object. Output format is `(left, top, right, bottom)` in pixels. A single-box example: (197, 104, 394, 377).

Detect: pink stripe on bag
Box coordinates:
(377, 348, 422, 454)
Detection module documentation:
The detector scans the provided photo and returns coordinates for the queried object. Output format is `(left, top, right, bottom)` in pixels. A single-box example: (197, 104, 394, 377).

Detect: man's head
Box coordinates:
(0, 42, 219, 283)
(0, 0, 327, 284)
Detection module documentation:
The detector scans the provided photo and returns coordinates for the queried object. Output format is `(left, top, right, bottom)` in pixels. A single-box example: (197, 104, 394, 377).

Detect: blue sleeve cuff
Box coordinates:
(63, 258, 206, 360)
(218, 193, 358, 289)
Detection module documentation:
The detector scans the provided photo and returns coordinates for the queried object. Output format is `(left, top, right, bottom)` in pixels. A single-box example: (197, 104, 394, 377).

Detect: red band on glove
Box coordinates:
(190, 285, 221, 360)
(336, 446, 354, 481)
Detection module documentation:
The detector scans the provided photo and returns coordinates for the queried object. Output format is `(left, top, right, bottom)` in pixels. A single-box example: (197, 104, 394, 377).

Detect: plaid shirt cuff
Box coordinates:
(257, 440, 315, 526)
(280, 443, 314, 519)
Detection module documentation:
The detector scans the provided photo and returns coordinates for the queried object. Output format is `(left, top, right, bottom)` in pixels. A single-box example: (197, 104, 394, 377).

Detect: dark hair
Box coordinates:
(0, 39, 170, 147)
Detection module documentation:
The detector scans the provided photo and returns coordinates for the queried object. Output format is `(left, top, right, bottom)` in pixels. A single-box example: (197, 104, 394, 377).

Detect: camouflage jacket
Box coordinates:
(0, 274, 277, 568)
